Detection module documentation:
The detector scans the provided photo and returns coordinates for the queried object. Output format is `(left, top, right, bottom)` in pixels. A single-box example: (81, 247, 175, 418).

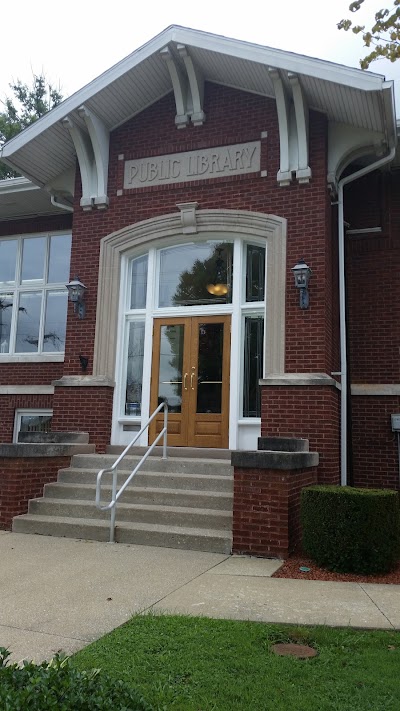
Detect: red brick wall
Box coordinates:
(2, 84, 337, 454)
(261, 385, 340, 485)
(233, 466, 318, 558)
(351, 396, 400, 490)
(64, 83, 334, 378)
(52, 387, 113, 452)
(346, 169, 400, 488)
(0, 456, 70, 529)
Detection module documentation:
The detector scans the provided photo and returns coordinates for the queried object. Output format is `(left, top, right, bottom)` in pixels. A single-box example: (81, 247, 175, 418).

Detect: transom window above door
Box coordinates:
(158, 242, 233, 307)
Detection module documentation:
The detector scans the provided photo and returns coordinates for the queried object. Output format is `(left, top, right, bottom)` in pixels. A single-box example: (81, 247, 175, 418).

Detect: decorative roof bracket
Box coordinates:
(288, 73, 312, 184)
(160, 44, 206, 128)
(176, 44, 206, 126)
(160, 46, 190, 128)
(62, 107, 110, 210)
(269, 68, 292, 186)
(78, 106, 109, 209)
(62, 117, 96, 211)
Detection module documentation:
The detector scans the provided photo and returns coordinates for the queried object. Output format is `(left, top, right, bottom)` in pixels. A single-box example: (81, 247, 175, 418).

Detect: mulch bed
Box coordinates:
(272, 554, 400, 584)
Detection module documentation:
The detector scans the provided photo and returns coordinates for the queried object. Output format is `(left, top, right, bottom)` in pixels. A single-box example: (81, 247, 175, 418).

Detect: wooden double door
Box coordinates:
(149, 315, 231, 448)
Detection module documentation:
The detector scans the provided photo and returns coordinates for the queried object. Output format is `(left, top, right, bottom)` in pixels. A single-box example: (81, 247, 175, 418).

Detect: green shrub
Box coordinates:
(301, 485, 400, 574)
(0, 647, 153, 711)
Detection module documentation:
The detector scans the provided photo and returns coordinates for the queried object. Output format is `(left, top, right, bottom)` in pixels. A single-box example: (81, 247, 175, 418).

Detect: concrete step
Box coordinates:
(12, 515, 232, 553)
(44, 482, 233, 510)
(58, 469, 233, 492)
(28, 498, 232, 530)
(106, 446, 232, 460)
(71, 454, 232, 477)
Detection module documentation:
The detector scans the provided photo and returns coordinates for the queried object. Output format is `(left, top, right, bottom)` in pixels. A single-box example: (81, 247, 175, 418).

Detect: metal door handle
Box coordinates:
(190, 371, 195, 390)
(183, 373, 188, 390)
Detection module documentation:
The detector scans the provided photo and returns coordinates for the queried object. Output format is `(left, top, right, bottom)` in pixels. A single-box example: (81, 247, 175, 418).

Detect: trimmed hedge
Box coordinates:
(301, 485, 400, 574)
(0, 648, 153, 711)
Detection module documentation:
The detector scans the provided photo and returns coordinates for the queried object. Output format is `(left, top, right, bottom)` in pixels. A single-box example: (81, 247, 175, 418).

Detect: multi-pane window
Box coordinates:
(0, 233, 72, 355)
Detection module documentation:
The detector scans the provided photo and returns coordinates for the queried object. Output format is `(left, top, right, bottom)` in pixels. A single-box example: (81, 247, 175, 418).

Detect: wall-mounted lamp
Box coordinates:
(79, 355, 89, 371)
(66, 276, 87, 319)
(291, 259, 312, 309)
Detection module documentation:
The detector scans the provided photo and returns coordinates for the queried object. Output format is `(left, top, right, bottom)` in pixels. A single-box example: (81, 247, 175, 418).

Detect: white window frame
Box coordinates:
(112, 235, 266, 448)
(0, 231, 71, 362)
(13, 409, 53, 443)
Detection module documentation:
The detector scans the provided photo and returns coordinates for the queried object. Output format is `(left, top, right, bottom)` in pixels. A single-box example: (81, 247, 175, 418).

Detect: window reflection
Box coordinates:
(0, 240, 17, 285)
(43, 291, 68, 352)
(246, 244, 265, 302)
(15, 292, 42, 352)
(159, 242, 233, 307)
(130, 255, 148, 309)
(125, 322, 145, 415)
(243, 316, 264, 417)
(0, 294, 13, 353)
(21, 237, 46, 282)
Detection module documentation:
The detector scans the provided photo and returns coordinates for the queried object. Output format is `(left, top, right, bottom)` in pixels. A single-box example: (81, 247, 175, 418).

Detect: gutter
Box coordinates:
(337, 145, 396, 486)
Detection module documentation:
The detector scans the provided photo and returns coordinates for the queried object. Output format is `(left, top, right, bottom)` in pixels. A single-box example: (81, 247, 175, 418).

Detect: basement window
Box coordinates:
(13, 409, 53, 443)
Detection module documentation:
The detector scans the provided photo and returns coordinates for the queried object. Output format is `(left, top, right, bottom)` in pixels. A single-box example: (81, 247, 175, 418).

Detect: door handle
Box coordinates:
(190, 369, 196, 390)
(183, 373, 188, 390)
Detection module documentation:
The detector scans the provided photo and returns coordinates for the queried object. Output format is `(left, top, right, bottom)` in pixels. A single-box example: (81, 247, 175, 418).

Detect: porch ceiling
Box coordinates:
(1, 26, 397, 189)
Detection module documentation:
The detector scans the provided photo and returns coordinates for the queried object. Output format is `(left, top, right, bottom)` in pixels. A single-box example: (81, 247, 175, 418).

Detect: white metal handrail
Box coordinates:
(96, 401, 168, 543)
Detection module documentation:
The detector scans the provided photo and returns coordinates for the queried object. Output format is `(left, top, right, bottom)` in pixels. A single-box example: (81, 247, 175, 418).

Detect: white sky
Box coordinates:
(1, 0, 399, 113)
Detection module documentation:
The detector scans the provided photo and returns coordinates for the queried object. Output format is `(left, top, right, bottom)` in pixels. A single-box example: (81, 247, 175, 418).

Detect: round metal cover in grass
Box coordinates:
(271, 643, 317, 658)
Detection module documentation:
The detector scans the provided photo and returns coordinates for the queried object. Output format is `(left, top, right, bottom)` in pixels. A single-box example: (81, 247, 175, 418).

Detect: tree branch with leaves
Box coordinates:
(0, 74, 63, 179)
(338, 0, 400, 68)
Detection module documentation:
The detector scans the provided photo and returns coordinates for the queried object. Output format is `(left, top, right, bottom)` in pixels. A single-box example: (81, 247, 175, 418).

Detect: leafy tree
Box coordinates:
(338, 1, 400, 68)
(0, 74, 63, 179)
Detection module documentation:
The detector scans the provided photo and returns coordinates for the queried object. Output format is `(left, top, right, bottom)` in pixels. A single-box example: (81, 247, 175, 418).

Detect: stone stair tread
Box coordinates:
(48, 482, 232, 498)
(34, 498, 232, 517)
(60, 468, 232, 479)
(13, 514, 231, 539)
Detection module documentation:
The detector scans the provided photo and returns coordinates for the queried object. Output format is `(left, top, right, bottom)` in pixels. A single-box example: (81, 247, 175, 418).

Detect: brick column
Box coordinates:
(52, 376, 114, 453)
(260, 374, 340, 485)
(231, 438, 318, 558)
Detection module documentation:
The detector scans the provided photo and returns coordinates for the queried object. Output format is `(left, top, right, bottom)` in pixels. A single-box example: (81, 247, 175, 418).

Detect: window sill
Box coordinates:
(0, 354, 65, 363)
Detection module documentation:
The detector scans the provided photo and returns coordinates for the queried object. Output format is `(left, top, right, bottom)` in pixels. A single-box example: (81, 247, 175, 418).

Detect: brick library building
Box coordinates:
(0, 27, 399, 554)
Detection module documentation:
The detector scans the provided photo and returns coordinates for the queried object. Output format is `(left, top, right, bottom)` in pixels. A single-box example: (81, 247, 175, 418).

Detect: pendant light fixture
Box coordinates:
(206, 248, 229, 296)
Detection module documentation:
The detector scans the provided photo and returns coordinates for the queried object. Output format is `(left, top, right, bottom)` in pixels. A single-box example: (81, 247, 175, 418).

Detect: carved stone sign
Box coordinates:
(124, 141, 261, 189)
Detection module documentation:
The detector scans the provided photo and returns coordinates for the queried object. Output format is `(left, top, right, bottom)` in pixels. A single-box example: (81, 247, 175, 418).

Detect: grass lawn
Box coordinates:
(72, 614, 400, 711)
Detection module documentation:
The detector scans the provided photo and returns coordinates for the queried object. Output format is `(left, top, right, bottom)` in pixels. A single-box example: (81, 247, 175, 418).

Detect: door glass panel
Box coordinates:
(196, 322, 223, 414)
(158, 242, 233, 307)
(158, 324, 184, 412)
(125, 321, 145, 416)
(243, 316, 264, 417)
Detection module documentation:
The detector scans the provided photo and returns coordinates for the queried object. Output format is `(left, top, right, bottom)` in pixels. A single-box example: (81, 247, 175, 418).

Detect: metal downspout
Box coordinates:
(337, 145, 396, 486)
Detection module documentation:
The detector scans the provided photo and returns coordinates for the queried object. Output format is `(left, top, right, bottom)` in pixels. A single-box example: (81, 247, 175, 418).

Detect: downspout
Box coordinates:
(337, 145, 396, 486)
(50, 194, 74, 213)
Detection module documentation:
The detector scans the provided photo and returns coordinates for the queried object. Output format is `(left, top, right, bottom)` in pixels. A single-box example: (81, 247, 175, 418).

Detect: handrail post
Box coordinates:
(109, 468, 117, 543)
(162, 403, 168, 460)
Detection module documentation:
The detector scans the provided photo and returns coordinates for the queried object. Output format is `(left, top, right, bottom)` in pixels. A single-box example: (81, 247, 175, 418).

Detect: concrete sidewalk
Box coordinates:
(0, 531, 398, 663)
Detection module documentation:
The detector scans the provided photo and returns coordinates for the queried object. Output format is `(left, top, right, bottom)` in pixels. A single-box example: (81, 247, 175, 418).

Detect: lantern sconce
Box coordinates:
(66, 276, 87, 319)
(291, 259, 312, 309)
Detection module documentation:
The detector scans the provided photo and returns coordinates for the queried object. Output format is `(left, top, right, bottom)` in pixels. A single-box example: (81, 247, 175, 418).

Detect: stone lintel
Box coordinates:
(258, 436, 309, 452)
(0, 444, 95, 458)
(52, 375, 115, 387)
(231, 450, 319, 470)
(260, 373, 339, 387)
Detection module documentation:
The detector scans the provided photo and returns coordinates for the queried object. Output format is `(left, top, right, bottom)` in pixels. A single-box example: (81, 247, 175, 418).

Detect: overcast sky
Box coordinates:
(1, 0, 399, 112)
